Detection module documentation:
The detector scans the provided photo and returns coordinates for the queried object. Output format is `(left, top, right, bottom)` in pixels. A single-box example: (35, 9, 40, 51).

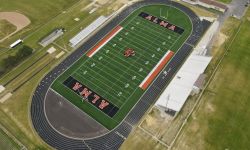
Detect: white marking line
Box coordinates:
(83, 42, 147, 80)
(133, 17, 179, 39)
(122, 28, 174, 49)
(74, 73, 127, 104)
(100, 45, 151, 75)
(139, 50, 172, 88)
(77, 67, 136, 94)
(123, 21, 177, 47)
(111, 34, 168, 61)
(88, 27, 123, 58)
(126, 23, 178, 44)
(80, 59, 143, 83)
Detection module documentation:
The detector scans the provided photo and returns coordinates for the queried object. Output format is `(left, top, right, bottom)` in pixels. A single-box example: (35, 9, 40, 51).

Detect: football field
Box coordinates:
(51, 4, 192, 130)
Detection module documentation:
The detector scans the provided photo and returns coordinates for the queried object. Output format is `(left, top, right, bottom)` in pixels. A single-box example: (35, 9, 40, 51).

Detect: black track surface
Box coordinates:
(30, 0, 211, 149)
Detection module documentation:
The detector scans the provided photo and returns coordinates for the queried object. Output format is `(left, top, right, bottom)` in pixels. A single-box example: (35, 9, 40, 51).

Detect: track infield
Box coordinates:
(51, 4, 192, 130)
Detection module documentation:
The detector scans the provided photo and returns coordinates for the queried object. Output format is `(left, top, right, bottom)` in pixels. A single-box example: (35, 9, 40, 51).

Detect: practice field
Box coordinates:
(52, 4, 192, 129)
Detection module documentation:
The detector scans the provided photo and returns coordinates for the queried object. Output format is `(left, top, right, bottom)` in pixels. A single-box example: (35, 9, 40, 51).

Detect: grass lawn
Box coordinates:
(22, 0, 92, 49)
(0, 19, 17, 40)
(120, 128, 167, 150)
(216, 0, 232, 4)
(52, 4, 192, 129)
(0, 128, 20, 150)
(0, 0, 84, 79)
(0, 55, 63, 149)
(0, 49, 47, 85)
(173, 9, 250, 150)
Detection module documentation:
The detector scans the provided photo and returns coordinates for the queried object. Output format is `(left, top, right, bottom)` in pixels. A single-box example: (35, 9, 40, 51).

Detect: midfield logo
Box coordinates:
(63, 76, 119, 117)
(124, 48, 135, 57)
(139, 12, 184, 34)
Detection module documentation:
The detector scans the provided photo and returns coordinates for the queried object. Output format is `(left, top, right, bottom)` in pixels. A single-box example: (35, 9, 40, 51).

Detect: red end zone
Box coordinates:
(86, 26, 123, 58)
(139, 50, 174, 90)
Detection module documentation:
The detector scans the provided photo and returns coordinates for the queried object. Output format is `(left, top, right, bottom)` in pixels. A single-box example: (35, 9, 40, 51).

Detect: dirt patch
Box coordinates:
(215, 32, 228, 47)
(189, 120, 200, 133)
(205, 101, 215, 113)
(0, 12, 30, 42)
(211, 32, 228, 56)
(96, 0, 109, 5)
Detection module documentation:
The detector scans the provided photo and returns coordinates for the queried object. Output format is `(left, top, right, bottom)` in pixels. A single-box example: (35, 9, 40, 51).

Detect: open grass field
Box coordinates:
(0, 19, 16, 40)
(52, 4, 192, 129)
(173, 9, 250, 150)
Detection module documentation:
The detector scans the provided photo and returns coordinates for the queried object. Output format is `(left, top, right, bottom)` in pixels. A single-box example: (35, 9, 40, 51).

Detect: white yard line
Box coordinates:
(128, 17, 179, 39)
(139, 50, 172, 88)
(122, 28, 174, 49)
(73, 73, 128, 102)
(78, 65, 140, 86)
(95, 48, 148, 77)
(88, 27, 123, 58)
(76, 70, 135, 95)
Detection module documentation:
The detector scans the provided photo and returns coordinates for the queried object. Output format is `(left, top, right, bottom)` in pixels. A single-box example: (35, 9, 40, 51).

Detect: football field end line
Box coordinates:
(86, 26, 123, 58)
(139, 50, 174, 90)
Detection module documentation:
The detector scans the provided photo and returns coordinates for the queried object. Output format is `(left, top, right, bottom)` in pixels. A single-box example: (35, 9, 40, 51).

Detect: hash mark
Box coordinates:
(91, 63, 95, 67)
(118, 92, 122, 97)
(98, 56, 103, 60)
(125, 83, 130, 88)
(132, 76, 137, 80)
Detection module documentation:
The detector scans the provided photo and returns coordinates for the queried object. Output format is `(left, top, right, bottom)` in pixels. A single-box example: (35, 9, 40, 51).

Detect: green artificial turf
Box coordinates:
(52, 4, 192, 129)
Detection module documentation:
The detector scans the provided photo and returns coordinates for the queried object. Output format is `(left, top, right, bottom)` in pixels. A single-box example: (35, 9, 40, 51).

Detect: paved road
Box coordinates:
(218, 0, 248, 23)
(228, 0, 249, 19)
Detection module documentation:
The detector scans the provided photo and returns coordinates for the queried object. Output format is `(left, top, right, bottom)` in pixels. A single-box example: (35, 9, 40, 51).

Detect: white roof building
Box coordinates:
(69, 16, 109, 48)
(10, 39, 23, 48)
(155, 20, 219, 115)
(155, 54, 212, 112)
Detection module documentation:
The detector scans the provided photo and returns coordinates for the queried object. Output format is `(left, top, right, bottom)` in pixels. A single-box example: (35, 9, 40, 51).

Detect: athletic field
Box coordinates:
(51, 4, 192, 129)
